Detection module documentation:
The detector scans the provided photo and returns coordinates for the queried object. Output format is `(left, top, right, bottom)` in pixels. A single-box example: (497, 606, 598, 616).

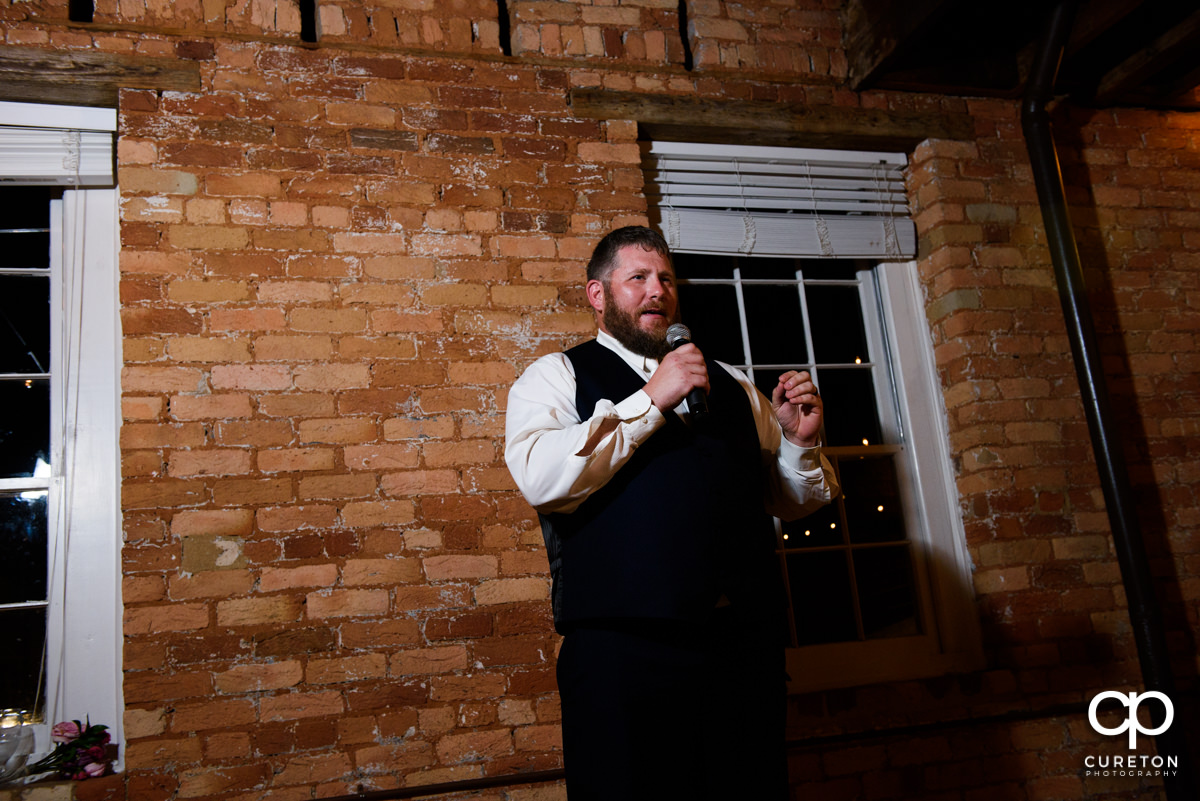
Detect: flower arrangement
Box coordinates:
(24, 720, 114, 780)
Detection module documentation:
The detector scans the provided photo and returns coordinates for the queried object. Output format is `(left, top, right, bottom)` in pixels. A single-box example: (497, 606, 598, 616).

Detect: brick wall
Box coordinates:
(1, 1, 1198, 799)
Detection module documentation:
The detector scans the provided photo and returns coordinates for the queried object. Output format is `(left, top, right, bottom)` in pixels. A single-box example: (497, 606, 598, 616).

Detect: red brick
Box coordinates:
(341, 619, 423, 649)
(306, 654, 388, 685)
(216, 596, 303, 626)
(259, 691, 345, 723)
(435, 729, 513, 764)
(299, 417, 378, 444)
(169, 394, 253, 420)
(214, 661, 304, 693)
(306, 588, 389, 619)
(259, 564, 339, 592)
(344, 443, 420, 470)
(342, 557, 422, 586)
(168, 449, 252, 477)
(424, 555, 499, 581)
(124, 670, 214, 704)
(125, 604, 210, 634)
(169, 698, 258, 733)
(259, 447, 336, 473)
(257, 505, 339, 532)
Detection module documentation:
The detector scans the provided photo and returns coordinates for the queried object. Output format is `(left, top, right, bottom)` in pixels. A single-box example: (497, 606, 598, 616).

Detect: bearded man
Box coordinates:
(504, 226, 838, 800)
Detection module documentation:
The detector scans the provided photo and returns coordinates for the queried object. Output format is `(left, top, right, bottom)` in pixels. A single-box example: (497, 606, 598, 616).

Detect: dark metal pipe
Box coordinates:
(1021, 3, 1195, 796)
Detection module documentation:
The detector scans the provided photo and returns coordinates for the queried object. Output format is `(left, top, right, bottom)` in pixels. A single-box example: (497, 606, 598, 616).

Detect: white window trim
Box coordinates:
(42, 188, 123, 761)
(785, 261, 982, 691)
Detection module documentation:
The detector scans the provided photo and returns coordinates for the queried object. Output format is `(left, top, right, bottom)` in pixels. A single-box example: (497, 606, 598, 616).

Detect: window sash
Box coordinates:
(679, 262, 928, 650)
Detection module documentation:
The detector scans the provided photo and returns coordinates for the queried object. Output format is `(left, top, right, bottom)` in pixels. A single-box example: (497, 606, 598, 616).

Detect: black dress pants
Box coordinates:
(555, 607, 787, 801)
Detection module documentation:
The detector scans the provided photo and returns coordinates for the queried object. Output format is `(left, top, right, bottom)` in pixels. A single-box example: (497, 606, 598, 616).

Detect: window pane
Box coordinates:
(815, 368, 882, 446)
(841, 455, 907, 544)
(806, 285, 869, 365)
(739, 257, 799, 280)
(0, 187, 54, 229)
(0, 276, 50, 373)
(676, 283, 744, 365)
(853, 545, 920, 639)
(673, 251, 734, 280)
(743, 284, 806, 366)
(0, 492, 48, 604)
(0, 379, 50, 479)
(0, 186, 54, 271)
(751, 368, 780, 400)
(786, 551, 857, 645)
(0, 607, 47, 715)
(797, 261, 859, 281)
(0, 232, 51, 270)
(781, 497, 842, 548)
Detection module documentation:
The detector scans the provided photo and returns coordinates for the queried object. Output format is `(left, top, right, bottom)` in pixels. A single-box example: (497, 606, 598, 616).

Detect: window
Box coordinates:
(0, 102, 121, 756)
(1, 186, 55, 719)
(646, 142, 982, 689)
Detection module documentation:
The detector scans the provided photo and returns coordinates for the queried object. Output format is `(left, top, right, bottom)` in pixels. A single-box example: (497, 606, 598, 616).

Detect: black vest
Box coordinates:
(538, 339, 782, 633)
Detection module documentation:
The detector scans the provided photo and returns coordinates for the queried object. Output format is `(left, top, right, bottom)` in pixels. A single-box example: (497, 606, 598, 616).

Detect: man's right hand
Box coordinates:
(644, 343, 709, 412)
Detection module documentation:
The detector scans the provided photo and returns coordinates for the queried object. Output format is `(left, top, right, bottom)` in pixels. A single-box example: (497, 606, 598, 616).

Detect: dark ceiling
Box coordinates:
(845, 0, 1200, 111)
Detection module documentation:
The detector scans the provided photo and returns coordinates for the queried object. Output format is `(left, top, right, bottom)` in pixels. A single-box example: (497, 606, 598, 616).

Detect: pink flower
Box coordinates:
(83, 761, 107, 778)
(77, 744, 106, 764)
(51, 721, 81, 744)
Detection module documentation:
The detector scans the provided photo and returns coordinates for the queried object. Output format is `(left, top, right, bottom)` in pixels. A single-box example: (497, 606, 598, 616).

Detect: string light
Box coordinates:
(804, 530, 811, 537)
(855, 357, 862, 364)
(877, 505, 885, 512)
(862, 438, 869, 445)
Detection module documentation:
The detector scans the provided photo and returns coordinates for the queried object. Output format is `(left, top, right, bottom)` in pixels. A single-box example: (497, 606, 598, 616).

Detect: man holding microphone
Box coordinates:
(505, 226, 838, 800)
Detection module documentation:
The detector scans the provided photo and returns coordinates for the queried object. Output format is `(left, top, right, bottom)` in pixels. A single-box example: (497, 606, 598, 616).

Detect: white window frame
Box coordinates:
(45, 188, 123, 754)
(781, 260, 982, 690)
(0, 101, 122, 765)
(647, 140, 982, 690)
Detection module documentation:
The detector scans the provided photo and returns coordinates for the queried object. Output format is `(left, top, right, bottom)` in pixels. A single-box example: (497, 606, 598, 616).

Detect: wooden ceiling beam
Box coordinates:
(1092, 7, 1200, 104)
(843, 0, 959, 91)
(1157, 61, 1200, 100)
(0, 45, 201, 108)
(568, 89, 974, 152)
(1065, 0, 1145, 53)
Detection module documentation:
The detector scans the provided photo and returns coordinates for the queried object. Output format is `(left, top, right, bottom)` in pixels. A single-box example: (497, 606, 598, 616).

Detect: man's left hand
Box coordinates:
(772, 370, 823, 448)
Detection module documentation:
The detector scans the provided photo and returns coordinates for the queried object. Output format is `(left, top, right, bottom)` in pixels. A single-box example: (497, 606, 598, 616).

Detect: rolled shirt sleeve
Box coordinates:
(504, 351, 666, 514)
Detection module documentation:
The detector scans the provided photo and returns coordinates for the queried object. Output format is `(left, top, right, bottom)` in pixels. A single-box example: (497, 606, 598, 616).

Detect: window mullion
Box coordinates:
(731, 266, 753, 371)
(795, 267, 817, 370)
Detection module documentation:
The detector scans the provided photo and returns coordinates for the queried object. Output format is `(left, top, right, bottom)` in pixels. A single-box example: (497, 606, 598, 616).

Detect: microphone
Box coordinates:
(665, 323, 709, 417)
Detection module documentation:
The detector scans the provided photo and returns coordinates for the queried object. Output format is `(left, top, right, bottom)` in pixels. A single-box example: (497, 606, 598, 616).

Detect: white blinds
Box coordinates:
(0, 102, 116, 186)
(643, 141, 916, 259)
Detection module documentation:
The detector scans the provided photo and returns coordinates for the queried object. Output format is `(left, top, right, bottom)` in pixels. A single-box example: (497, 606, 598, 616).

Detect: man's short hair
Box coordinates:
(586, 226, 672, 283)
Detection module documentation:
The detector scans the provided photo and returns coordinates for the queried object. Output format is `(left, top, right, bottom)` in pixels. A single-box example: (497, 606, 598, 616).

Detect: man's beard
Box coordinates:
(602, 283, 675, 360)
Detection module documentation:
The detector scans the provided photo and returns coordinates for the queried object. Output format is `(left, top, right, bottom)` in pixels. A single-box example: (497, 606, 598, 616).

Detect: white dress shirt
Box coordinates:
(505, 330, 839, 517)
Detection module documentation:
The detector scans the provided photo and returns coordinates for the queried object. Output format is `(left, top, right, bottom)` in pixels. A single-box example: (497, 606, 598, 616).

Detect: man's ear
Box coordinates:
(585, 279, 605, 315)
